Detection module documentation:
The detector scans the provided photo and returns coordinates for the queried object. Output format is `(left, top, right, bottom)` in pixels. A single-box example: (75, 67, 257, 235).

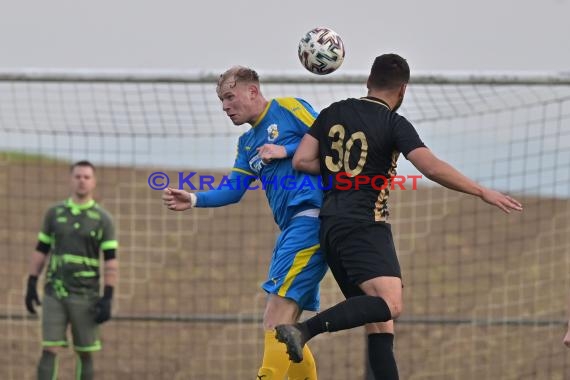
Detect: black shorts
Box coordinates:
(320, 216, 401, 299)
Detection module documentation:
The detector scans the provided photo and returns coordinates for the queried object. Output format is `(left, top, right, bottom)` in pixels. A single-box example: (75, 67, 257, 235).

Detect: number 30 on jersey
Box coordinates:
(325, 124, 368, 177)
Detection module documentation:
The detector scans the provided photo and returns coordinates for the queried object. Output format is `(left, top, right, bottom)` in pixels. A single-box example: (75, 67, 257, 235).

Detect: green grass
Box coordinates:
(0, 150, 65, 164)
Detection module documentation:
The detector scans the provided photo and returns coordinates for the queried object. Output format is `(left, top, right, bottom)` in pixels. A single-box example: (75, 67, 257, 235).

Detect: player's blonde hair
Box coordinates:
(216, 66, 260, 95)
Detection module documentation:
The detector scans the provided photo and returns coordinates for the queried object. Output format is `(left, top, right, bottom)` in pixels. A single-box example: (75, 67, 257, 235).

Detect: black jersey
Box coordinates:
(308, 96, 425, 222)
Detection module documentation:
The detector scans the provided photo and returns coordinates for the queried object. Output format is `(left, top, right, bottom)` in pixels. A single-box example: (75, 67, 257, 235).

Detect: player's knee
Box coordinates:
(262, 309, 279, 330)
(263, 295, 299, 329)
(263, 320, 275, 330)
(390, 300, 403, 319)
(76, 351, 92, 359)
(262, 315, 296, 330)
(382, 296, 403, 319)
(390, 301, 403, 319)
(43, 347, 62, 355)
(262, 313, 284, 330)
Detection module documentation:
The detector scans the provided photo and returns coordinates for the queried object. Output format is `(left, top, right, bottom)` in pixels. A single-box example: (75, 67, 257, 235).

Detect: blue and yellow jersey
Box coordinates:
(232, 97, 322, 230)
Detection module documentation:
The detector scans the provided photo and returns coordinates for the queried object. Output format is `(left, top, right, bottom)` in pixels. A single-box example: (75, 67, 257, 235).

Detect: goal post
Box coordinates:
(0, 69, 568, 379)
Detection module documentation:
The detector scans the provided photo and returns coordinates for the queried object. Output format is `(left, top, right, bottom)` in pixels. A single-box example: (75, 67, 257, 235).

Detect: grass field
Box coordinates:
(0, 157, 568, 379)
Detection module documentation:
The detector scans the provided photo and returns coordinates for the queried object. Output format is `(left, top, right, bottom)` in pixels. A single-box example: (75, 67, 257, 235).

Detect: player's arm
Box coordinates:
(257, 138, 308, 163)
(25, 251, 47, 314)
(30, 232, 52, 278)
(257, 144, 287, 164)
(100, 215, 119, 288)
(102, 247, 118, 289)
(103, 258, 118, 285)
(29, 251, 48, 277)
(26, 210, 54, 314)
(94, 253, 117, 324)
(31, 212, 53, 275)
(163, 136, 256, 211)
(292, 134, 320, 175)
(257, 141, 304, 164)
(162, 171, 254, 211)
(94, 216, 119, 324)
(407, 147, 523, 213)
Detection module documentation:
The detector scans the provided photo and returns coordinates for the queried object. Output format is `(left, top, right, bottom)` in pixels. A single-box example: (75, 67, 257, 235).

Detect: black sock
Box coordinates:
(37, 350, 57, 380)
(77, 353, 94, 380)
(302, 296, 392, 341)
(368, 333, 399, 380)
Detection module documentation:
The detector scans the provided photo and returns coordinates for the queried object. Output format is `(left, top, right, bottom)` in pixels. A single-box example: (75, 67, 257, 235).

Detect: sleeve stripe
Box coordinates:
(101, 240, 118, 250)
(276, 98, 316, 128)
(231, 167, 255, 176)
(38, 232, 52, 244)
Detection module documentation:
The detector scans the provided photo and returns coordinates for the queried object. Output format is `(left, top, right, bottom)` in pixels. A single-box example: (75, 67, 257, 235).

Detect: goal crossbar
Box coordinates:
(0, 68, 570, 85)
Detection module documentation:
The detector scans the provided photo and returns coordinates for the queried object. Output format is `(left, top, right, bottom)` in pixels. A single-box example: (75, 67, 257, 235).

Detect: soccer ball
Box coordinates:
(298, 27, 345, 75)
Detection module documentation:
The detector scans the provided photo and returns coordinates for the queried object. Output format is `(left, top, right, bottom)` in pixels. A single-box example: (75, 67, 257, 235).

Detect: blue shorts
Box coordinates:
(262, 215, 328, 312)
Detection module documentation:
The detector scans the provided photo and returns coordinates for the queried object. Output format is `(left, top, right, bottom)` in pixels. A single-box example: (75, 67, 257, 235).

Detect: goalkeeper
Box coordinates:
(25, 161, 118, 380)
(162, 66, 327, 380)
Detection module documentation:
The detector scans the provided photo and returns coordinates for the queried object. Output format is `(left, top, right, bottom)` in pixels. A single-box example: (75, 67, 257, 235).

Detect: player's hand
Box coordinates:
(25, 275, 41, 314)
(257, 144, 287, 164)
(162, 187, 195, 211)
(480, 188, 523, 214)
(94, 286, 113, 324)
(564, 323, 570, 348)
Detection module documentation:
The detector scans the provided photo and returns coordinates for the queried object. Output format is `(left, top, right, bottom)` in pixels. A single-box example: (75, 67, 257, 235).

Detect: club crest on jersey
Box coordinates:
(267, 124, 279, 142)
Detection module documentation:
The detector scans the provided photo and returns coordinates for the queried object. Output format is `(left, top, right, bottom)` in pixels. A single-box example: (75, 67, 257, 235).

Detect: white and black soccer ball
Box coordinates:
(298, 27, 345, 75)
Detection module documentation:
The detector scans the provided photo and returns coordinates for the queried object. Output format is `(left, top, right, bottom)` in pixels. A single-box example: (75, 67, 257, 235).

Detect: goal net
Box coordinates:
(0, 69, 568, 379)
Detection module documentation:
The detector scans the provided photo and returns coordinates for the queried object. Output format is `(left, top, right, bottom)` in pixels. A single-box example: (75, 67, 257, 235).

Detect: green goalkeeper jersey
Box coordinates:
(37, 198, 118, 298)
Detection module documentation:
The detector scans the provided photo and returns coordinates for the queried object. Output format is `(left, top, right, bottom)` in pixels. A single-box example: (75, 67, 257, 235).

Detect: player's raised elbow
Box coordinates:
(293, 158, 320, 175)
(292, 153, 311, 172)
(292, 154, 303, 171)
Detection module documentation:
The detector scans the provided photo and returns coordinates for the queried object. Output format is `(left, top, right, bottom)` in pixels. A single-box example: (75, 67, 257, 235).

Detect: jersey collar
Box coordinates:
(252, 100, 273, 128)
(360, 96, 391, 111)
(65, 198, 96, 212)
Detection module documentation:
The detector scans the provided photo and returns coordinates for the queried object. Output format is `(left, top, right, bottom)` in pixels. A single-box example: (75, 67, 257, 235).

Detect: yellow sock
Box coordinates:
(256, 330, 290, 379)
(287, 344, 317, 380)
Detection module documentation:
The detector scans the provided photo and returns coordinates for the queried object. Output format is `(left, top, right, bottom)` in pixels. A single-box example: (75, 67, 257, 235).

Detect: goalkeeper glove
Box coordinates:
(94, 285, 114, 324)
(25, 275, 41, 314)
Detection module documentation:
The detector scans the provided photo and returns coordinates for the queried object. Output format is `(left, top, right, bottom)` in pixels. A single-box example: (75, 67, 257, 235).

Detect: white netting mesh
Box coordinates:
(0, 70, 568, 379)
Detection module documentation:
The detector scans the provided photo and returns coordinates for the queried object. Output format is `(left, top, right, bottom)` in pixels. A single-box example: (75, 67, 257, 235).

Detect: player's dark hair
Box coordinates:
(368, 54, 410, 90)
(70, 160, 96, 173)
